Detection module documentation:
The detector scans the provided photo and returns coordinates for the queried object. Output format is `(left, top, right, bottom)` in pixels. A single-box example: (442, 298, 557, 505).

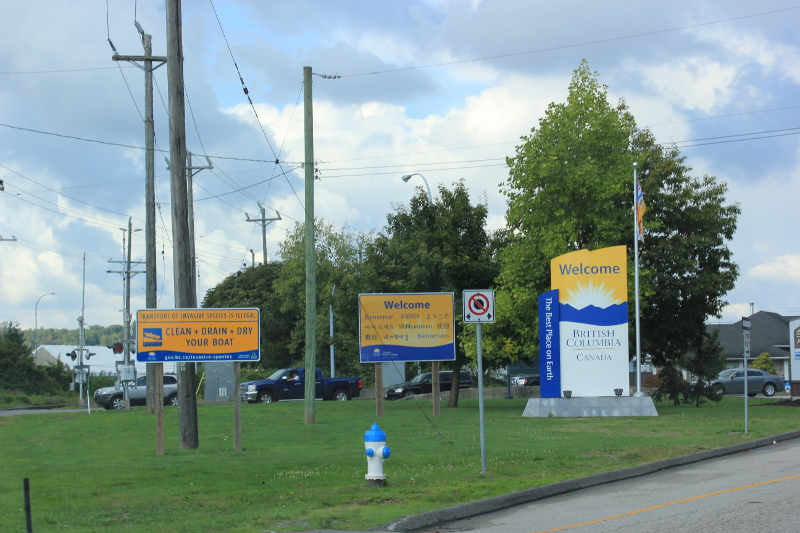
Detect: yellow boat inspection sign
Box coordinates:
(136, 308, 260, 363)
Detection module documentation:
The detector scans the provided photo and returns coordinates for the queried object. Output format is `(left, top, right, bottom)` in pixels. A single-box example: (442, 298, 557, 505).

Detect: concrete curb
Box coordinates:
(385, 430, 800, 531)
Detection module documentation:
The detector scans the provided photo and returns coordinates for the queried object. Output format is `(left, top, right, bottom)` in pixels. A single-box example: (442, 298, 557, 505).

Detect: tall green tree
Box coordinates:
(365, 180, 500, 407)
(682, 330, 727, 407)
(273, 220, 372, 379)
(202, 261, 294, 369)
(1, 321, 72, 394)
(495, 61, 739, 395)
(634, 129, 739, 402)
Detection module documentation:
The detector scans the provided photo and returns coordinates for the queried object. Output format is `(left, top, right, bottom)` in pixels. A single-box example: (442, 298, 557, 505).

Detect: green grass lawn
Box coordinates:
(1, 396, 798, 532)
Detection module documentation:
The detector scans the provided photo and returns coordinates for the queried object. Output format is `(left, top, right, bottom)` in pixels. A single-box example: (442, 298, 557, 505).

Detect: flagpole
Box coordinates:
(633, 162, 644, 397)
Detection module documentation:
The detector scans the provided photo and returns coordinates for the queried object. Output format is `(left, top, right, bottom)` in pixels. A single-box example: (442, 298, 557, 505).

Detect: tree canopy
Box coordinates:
(202, 221, 371, 379)
(493, 61, 739, 384)
(366, 180, 501, 406)
(1, 321, 72, 394)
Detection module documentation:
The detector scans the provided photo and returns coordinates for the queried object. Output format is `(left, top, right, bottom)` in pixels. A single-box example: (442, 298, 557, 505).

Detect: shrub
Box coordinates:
(750, 352, 778, 376)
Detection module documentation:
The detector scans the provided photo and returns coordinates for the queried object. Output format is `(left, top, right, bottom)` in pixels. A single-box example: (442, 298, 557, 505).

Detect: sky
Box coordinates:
(2, 0, 800, 335)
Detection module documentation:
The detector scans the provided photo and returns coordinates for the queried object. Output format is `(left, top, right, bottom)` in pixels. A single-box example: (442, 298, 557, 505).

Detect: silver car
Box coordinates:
(93, 374, 179, 410)
(709, 369, 783, 397)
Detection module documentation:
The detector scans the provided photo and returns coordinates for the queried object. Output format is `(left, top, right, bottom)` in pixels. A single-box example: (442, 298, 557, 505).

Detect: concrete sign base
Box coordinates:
(522, 396, 657, 418)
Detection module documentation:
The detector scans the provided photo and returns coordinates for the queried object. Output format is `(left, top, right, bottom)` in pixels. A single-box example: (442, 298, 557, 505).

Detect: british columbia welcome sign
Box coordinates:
(539, 246, 629, 397)
(359, 292, 455, 363)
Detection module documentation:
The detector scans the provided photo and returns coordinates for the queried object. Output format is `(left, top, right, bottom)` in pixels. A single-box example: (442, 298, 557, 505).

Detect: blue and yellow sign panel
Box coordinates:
(136, 308, 260, 363)
(545, 246, 629, 397)
(359, 293, 455, 362)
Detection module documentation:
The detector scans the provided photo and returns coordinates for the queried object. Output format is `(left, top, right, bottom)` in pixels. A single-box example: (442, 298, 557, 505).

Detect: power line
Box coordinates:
(342, 5, 800, 77)
(0, 122, 299, 164)
(321, 157, 505, 172)
(319, 162, 507, 179)
(0, 66, 136, 75)
(208, 0, 281, 165)
(208, 0, 308, 225)
(1, 176, 132, 230)
(644, 105, 800, 128)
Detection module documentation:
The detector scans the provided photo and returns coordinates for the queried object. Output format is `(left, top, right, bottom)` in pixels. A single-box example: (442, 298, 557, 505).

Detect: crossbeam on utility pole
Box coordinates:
(245, 204, 281, 264)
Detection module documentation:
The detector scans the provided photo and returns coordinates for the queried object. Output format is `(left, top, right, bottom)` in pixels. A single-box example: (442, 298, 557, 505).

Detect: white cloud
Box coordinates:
(693, 25, 800, 84)
(748, 255, 800, 282)
(4, 0, 800, 330)
(638, 57, 737, 113)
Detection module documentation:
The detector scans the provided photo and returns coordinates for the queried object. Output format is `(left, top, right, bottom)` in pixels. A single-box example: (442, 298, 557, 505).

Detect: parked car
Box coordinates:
(385, 370, 473, 400)
(93, 373, 179, 410)
(513, 374, 540, 387)
(240, 367, 362, 403)
(702, 368, 783, 397)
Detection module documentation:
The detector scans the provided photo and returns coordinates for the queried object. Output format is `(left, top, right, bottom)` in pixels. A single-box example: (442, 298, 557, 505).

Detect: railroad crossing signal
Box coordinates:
(463, 290, 495, 323)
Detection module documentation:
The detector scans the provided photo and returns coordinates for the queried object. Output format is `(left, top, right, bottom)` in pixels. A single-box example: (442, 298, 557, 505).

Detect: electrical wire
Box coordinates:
(208, 0, 307, 228)
(1, 177, 132, 231)
(342, 5, 800, 77)
(0, 122, 298, 164)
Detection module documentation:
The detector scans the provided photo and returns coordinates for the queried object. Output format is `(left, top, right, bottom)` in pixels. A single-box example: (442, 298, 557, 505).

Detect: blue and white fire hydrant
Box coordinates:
(364, 423, 391, 487)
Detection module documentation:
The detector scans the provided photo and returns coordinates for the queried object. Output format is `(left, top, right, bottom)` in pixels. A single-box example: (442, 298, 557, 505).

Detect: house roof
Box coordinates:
(707, 311, 797, 361)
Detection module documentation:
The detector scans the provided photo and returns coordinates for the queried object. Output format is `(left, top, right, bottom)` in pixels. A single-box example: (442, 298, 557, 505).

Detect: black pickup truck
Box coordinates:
(240, 367, 362, 403)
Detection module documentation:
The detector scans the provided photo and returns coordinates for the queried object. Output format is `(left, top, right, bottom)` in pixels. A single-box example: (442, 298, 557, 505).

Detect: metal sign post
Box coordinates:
(463, 290, 495, 475)
(742, 317, 751, 435)
(476, 321, 486, 475)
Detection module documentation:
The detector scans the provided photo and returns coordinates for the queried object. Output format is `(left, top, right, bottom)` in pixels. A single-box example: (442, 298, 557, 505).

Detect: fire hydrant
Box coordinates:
(364, 423, 391, 487)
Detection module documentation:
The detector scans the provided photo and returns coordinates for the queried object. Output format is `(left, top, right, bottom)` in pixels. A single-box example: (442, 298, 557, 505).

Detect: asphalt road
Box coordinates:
(0, 407, 86, 416)
(425, 437, 800, 533)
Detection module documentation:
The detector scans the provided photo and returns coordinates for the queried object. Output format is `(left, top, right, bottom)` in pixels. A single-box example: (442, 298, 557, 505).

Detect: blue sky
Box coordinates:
(2, 0, 800, 333)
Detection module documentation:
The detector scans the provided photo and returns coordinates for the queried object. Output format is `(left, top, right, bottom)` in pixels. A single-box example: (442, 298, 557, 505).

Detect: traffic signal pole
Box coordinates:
(107, 220, 144, 409)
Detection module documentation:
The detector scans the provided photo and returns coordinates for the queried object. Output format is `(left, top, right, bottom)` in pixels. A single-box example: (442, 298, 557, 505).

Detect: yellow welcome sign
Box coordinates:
(551, 245, 627, 307)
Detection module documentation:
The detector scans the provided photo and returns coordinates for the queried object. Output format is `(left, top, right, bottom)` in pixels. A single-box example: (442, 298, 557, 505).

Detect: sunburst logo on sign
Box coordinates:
(550, 246, 627, 306)
(561, 280, 623, 310)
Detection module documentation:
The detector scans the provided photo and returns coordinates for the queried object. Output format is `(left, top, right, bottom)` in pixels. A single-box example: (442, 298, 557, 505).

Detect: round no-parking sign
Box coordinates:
(463, 290, 495, 323)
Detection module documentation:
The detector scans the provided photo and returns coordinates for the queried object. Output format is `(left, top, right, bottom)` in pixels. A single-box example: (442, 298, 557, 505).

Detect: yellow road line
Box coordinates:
(533, 473, 800, 533)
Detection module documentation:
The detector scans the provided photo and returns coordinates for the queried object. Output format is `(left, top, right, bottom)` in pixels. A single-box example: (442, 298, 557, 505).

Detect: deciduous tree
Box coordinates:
(495, 61, 739, 396)
(366, 180, 500, 407)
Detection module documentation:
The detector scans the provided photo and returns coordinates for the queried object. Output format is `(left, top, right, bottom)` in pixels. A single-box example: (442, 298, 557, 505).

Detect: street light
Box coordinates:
(401, 173, 433, 203)
(401, 173, 433, 379)
(34, 293, 55, 365)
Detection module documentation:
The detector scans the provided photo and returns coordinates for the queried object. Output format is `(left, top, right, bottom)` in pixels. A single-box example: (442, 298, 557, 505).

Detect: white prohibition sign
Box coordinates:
(468, 293, 490, 316)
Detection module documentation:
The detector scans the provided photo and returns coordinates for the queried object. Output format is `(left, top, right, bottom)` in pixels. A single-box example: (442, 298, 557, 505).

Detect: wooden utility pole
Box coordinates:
(186, 151, 213, 302)
(166, 0, 198, 449)
(303, 66, 317, 425)
(375, 363, 384, 417)
(245, 204, 281, 263)
(111, 22, 167, 420)
(234, 363, 242, 451)
(143, 31, 159, 414)
(123, 217, 134, 409)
